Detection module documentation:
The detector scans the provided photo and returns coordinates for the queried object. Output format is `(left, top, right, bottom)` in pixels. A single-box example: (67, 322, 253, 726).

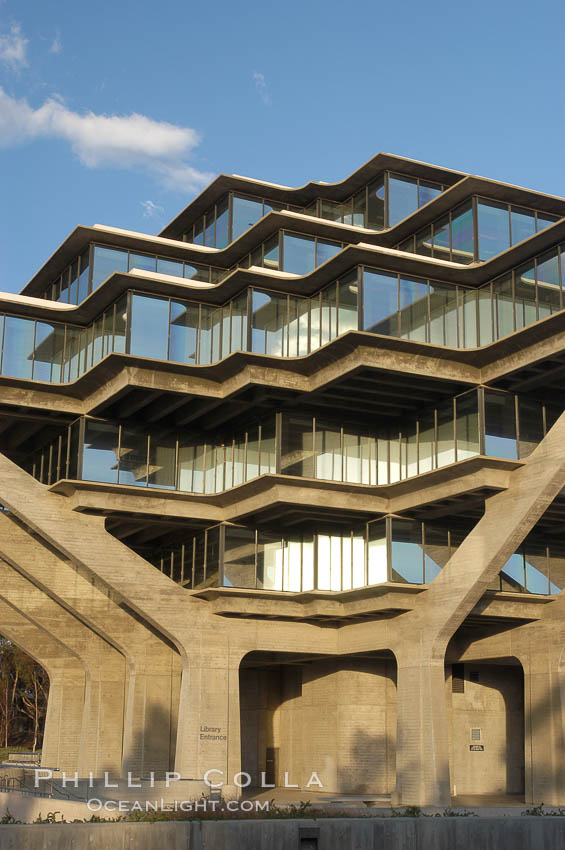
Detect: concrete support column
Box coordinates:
(175, 643, 244, 795)
(0, 599, 85, 774)
(523, 648, 565, 805)
(394, 652, 451, 806)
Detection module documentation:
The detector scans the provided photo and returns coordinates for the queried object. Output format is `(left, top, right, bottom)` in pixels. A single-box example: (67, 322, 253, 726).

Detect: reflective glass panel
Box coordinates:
(337, 272, 359, 334)
(419, 181, 442, 206)
(283, 233, 316, 275)
(169, 301, 199, 363)
(129, 253, 155, 273)
(517, 397, 544, 459)
(388, 175, 418, 226)
(513, 263, 536, 330)
(451, 201, 474, 264)
(32, 322, 65, 382)
(478, 200, 510, 260)
(82, 420, 119, 483)
(367, 519, 387, 584)
(215, 196, 229, 249)
(157, 258, 184, 278)
(429, 283, 458, 346)
(232, 196, 264, 241)
(399, 276, 428, 341)
(257, 531, 283, 590)
(118, 428, 148, 486)
(432, 214, 450, 261)
(424, 524, 449, 582)
(353, 190, 365, 226)
(415, 226, 433, 257)
(501, 552, 525, 592)
(148, 434, 176, 489)
(437, 402, 455, 466)
(130, 295, 169, 360)
(390, 519, 424, 584)
(281, 415, 314, 477)
(492, 274, 514, 337)
(536, 248, 561, 319)
(78, 250, 90, 303)
(511, 207, 536, 245)
(223, 526, 256, 588)
(367, 177, 385, 229)
(92, 246, 128, 290)
(455, 391, 480, 460)
(2, 317, 34, 379)
(316, 239, 341, 266)
(484, 390, 517, 459)
(251, 290, 287, 355)
(524, 542, 550, 594)
(363, 269, 398, 335)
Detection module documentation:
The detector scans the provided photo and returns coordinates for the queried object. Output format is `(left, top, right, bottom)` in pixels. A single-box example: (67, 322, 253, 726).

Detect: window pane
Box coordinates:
(524, 542, 549, 595)
(388, 175, 418, 226)
(362, 269, 398, 335)
(390, 519, 424, 584)
(2, 317, 34, 379)
(215, 196, 229, 249)
(118, 428, 148, 486)
(455, 391, 480, 460)
(262, 234, 279, 270)
(251, 290, 287, 355)
(492, 274, 514, 338)
(432, 214, 450, 261)
(353, 190, 365, 226)
(205, 526, 221, 586)
(537, 212, 559, 231)
(424, 524, 449, 582)
(68, 261, 78, 305)
(399, 276, 428, 341)
(283, 233, 316, 275)
(230, 293, 248, 352)
(418, 412, 435, 474)
(281, 415, 314, 477)
(437, 402, 455, 466)
(91, 246, 129, 290)
(501, 552, 525, 592)
(223, 526, 256, 588)
(232, 195, 263, 241)
(367, 177, 385, 229)
(518, 397, 544, 459)
(451, 201, 474, 264)
(337, 272, 359, 334)
(429, 283, 458, 346)
(157, 258, 184, 278)
(478, 200, 510, 260)
(316, 239, 341, 266)
(78, 250, 90, 302)
(511, 207, 536, 245)
(148, 434, 176, 489)
(315, 421, 342, 481)
(169, 301, 199, 363)
(82, 420, 119, 483)
(514, 263, 536, 330)
(419, 181, 442, 206)
(367, 519, 387, 584)
(130, 295, 169, 360)
(257, 531, 283, 590)
(415, 226, 433, 258)
(536, 248, 561, 319)
(184, 263, 210, 282)
(204, 212, 215, 247)
(320, 200, 342, 223)
(129, 253, 156, 273)
(32, 322, 65, 382)
(484, 390, 517, 459)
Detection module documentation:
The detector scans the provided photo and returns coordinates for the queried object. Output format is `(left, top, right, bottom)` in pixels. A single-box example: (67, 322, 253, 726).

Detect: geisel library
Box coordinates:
(3, 152, 565, 807)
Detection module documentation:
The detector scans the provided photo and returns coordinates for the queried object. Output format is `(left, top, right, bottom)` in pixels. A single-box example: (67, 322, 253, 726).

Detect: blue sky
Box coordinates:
(0, 0, 564, 294)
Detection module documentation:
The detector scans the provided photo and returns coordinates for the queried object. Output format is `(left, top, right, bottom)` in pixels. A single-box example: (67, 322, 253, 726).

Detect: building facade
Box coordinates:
(1, 153, 565, 804)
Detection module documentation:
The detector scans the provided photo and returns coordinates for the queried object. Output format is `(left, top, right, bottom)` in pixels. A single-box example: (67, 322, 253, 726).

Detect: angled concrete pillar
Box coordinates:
(0, 562, 126, 777)
(392, 409, 565, 806)
(0, 598, 85, 774)
(0, 513, 181, 778)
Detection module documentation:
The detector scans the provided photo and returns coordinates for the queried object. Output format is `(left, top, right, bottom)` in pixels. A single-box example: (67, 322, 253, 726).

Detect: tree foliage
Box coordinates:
(0, 638, 49, 751)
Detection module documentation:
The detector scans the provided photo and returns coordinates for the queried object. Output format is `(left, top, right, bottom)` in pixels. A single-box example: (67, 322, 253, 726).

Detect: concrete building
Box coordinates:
(1, 153, 565, 805)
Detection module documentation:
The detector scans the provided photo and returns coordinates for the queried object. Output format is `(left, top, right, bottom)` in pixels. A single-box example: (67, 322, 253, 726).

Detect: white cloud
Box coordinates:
(0, 23, 28, 70)
(141, 200, 164, 219)
(253, 71, 271, 106)
(0, 87, 213, 192)
(49, 32, 62, 54)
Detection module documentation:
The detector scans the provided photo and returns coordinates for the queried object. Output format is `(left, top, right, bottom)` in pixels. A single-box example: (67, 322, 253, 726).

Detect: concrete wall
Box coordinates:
(240, 657, 396, 794)
(2, 818, 565, 850)
(450, 663, 524, 796)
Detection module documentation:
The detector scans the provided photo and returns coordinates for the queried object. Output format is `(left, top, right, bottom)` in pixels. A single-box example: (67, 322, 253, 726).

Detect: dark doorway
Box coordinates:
(265, 746, 279, 786)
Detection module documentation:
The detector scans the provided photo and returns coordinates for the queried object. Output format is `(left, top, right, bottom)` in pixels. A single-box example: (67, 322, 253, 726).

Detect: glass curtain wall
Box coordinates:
(399, 198, 559, 264)
(149, 517, 564, 595)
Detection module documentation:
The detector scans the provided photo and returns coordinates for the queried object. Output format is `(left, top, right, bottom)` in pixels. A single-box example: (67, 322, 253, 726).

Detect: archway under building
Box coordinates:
(448, 657, 525, 802)
(239, 650, 397, 796)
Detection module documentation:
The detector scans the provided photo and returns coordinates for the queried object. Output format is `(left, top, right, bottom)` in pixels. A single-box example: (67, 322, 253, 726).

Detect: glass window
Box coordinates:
(148, 434, 176, 489)
(429, 283, 458, 346)
(390, 519, 424, 584)
(118, 427, 148, 486)
(281, 415, 314, 477)
(204, 212, 215, 248)
(419, 181, 442, 206)
(257, 530, 283, 590)
(315, 421, 342, 481)
(169, 301, 199, 363)
(316, 238, 341, 266)
(478, 200, 510, 260)
(513, 263, 536, 330)
(363, 269, 398, 335)
(367, 177, 385, 229)
(205, 526, 221, 587)
(437, 401, 455, 466)
(262, 234, 279, 270)
(130, 295, 169, 360)
(367, 519, 387, 584)
(32, 321, 65, 382)
(337, 272, 359, 334)
(477, 287, 493, 345)
(536, 248, 561, 319)
(215, 197, 229, 249)
(78, 250, 90, 303)
(399, 276, 428, 341)
(415, 226, 433, 258)
(129, 253, 156, 273)
(388, 175, 418, 226)
(492, 274, 515, 338)
(183, 263, 210, 282)
(517, 397, 544, 459)
(537, 212, 559, 231)
(82, 420, 119, 483)
(501, 551, 525, 592)
(432, 214, 450, 261)
(2, 317, 35, 379)
(193, 531, 205, 588)
(353, 190, 365, 226)
(230, 293, 248, 353)
(418, 412, 435, 474)
(193, 219, 204, 245)
(511, 207, 536, 245)
(320, 200, 342, 223)
(113, 297, 128, 354)
(524, 542, 550, 595)
(283, 233, 316, 275)
(223, 525, 256, 588)
(157, 258, 184, 278)
(92, 246, 128, 290)
(251, 290, 287, 355)
(484, 390, 517, 459)
(68, 261, 79, 305)
(451, 201, 474, 264)
(455, 391, 480, 460)
(232, 195, 263, 241)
